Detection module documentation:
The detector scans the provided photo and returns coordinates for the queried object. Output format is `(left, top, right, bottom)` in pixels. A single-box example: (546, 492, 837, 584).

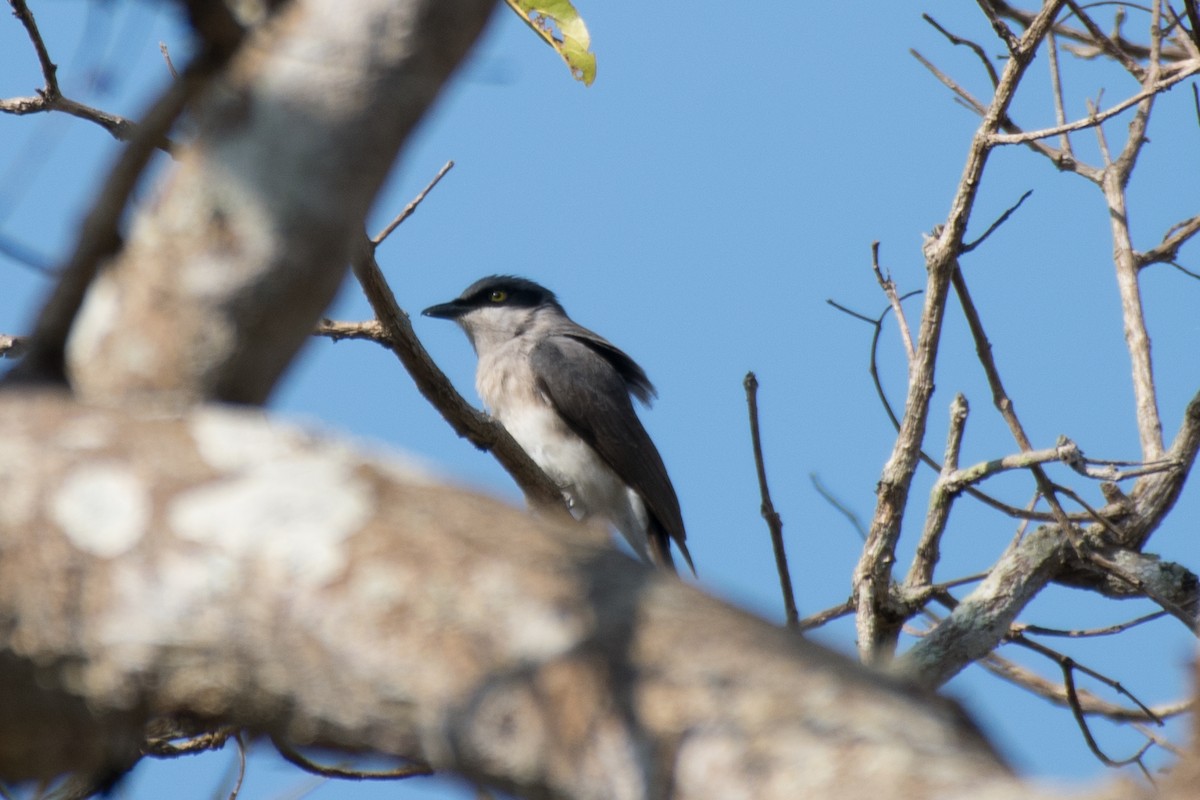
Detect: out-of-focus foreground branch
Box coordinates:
(0, 391, 1159, 800)
(24, 0, 498, 407)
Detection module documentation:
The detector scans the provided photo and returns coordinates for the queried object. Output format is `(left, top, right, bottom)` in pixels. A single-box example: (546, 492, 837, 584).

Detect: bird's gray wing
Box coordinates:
(556, 327, 657, 406)
(530, 334, 693, 573)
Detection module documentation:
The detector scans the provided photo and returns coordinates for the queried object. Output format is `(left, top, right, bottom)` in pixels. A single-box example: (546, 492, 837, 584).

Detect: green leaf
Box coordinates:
(505, 0, 596, 86)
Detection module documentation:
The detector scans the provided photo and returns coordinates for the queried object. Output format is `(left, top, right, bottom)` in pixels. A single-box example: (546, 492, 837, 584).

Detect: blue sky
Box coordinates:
(2, 1, 1197, 797)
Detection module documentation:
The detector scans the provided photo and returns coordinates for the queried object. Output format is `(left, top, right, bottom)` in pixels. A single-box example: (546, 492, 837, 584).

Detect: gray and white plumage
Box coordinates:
(422, 275, 694, 574)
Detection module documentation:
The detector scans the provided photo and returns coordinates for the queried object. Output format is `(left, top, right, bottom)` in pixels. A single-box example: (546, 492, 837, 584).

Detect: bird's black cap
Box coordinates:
(422, 275, 559, 319)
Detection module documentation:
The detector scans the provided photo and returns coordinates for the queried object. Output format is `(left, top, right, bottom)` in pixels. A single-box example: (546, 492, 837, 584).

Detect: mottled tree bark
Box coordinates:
(0, 394, 1026, 799)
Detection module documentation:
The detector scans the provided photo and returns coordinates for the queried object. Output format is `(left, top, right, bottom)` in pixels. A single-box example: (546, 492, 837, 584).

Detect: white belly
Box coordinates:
(483, 369, 651, 561)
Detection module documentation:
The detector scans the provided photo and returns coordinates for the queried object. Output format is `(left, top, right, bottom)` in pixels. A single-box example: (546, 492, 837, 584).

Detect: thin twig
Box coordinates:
(950, 264, 1083, 553)
(9, 0, 58, 92)
(1005, 632, 1161, 722)
(828, 295, 1089, 524)
(2, 0, 171, 148)
(1004, 493, 1040, 552)
(1016, 610, 1167, 638)
(272, 737, 433, 780)
(160, 42, 180, 80)
(923, 13, 1001, 87)
(936, 571, 990, 590)
(1061, 658, 1156, 767)
(1165, 260, 1200, 279)
(992, 0, 1193, 61)
(796, 598, 855, 633)
(910, 48, 987, 116)
(980, 652, 1191, 721)
(1132, 721, 1188, 758)
(870, 241, 915, 364)
(961, 189, 1033, 253)
(989, 61, 1200, 146)
(744, 372, 799, 629)
(1137, 212, 1200, 267)
(1099, 77, 1166, 463)
(372, 160, 455, 245)
(1063, 0, 1148, 79)
(906, 394, 969, 591)
(809, 473, 867, 541)
(226, 732, 247, 800)
(975, 0, 1022, 53)
(1046, 30, 1075, 157)
(912, 43, 1097, 177)
(929, 596, 1168, 723)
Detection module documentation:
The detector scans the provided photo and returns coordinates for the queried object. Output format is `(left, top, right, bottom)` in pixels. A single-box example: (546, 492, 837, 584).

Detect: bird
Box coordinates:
(422, 275, 694, 574)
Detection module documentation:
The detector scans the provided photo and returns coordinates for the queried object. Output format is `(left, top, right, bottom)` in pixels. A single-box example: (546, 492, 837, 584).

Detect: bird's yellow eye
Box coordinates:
(490, 290, 508, 303)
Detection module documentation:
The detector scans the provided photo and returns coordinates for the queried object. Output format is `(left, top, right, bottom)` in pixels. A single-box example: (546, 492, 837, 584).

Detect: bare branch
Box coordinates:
(896, 524, 1066, 688)
(1, 0, 169, 148)
(923, 13, 1001, 87)
(980, 653, 1192, 721)
(1061, 659, 1155, 768)
(159, 42, 180, 80)
(1046, 29, 1076, 156)
(744, 372, 799, 629)
(0, 231, 56, 275)
(905, 394, 970, 591)
(0, 395, 1021, 798)
(949, 265, 1083, 552)
(796, 598, 856, 633)
(1104, 170, 1165, 462)
(1138, 212, 1200, 267)
(855, 5, 1064, 665)
(993, 0, 1194, 61)
(1165, 260, 1200, 279)
(870, 242, 916, 364)
(1016, 610, 1168, 638)
(313, 319, 389, 345)
(910, 48, 988, 115)
(372, 160, 455, 245)
(901, 390, 1200, 687)
(961, 190, 1033, 253)
(809, 473, 868, 540)
(989, 61, 1200, 146)
(832, 295, 1103, 525)
(1053, 441, 1182, 481)
(7, 0, 56, 86)
(1063, 0, 1148, 78)
(975, 0, 1022, 53)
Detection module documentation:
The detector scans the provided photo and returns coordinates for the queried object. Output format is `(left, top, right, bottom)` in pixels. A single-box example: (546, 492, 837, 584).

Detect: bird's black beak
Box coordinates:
(422, 299, 467, 319)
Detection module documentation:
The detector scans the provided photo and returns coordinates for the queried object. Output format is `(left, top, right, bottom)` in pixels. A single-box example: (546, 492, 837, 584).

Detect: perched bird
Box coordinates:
(423, 275, 694, 574)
